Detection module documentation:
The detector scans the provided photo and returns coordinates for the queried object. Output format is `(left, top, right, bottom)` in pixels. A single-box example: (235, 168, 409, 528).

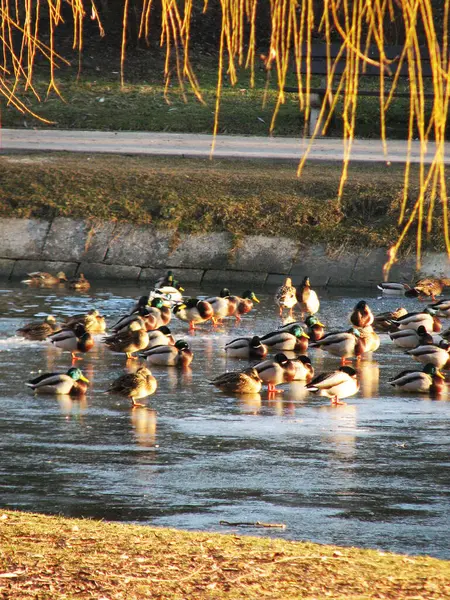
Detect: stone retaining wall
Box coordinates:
(0, 217, 448, 287)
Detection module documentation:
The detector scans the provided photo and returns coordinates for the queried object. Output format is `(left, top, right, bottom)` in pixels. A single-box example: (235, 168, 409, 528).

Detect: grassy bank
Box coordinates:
(1, 52, 424, 138)
(0, 152, 446, 252)
(0, 510, 449, 599)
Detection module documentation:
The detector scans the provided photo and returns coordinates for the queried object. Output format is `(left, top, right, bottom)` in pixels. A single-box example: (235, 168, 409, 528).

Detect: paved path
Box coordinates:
(0, 128, 448, 163)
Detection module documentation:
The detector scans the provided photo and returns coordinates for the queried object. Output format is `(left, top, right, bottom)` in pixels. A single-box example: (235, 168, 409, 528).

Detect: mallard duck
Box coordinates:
(350, 301, 374, 328)
(428, 298, 450, 318)
(376, 282, 420, 297)
(63, 309, 106, 334)
(146, 326, 175, 349)
(173, 298, 214, 330)
(225, 335, 268, 359)
(291, 355, 314, 381)
(108, 366, 157, 406)
(146, 297, 171, 327)
(260, 324, 310, 353)
(358, 327, 380, 353)
(253, 353, 296, 392)
(406, 341, 450, 369)
(310, 328, 362, 364)
(389, 363, 446, 394)
(26, 367, 89, 395)
(373, 307, 408, 332)
(210, 367, 262, 394)
(391, 309, 441, 333)
(16, 315, 59, 341)
(206, 288, 236, 324)
(68, 273, 90, 291)
(21, 271, 67, 287)
(389, 325, 434, 350)
(414, 277, 450, 300)
(296, 276, 320, 316)
(112, 308, 158, 333)
(275, 277, 298, 317)
(304, 315, 325, 341)
(149, 282, 184, 304)
(103, 320, 150, 359)
(442, 327, 450, 342)
(305, 365, 359, 405)
(155, 270, 179, 288)
(49, 324, 94, 360)
(140, 340, 193, 367)
(227, 290, 260, 322)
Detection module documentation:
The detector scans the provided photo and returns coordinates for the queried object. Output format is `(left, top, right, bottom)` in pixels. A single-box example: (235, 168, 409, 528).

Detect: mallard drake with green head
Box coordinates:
(68, 273, 90, 291)
(112, 308, 158, 333)
(376, 282, 420, 297)
(392, 309, 441, 333)
(389, 325, 434, 350)
(103, 320, 150, 359)
(406, 341, 450, 369)
(260, 325, 309, 353)
(296, 276, 320, 317)
(49, 324, 94, 360)
(173, 298, 214, 330)
(211, 367, 262, 394)
(310, 328, 362, 364)
(21, 271, 68, 287)
(389, 363, 446, 393)
(253, 353, 296, 392)
(108, 366, 157, 406)
(140, 340, 193, 367)
(275, 277, 298, 317)
(350, 301, 374, 328)
(305, 365, 359, 405)
(206, 288, 236, 324)
(304, 315, 325, 341)
(146, 326, 175, 349)
(16, 315, 59, 341)
(225, 335, 268, 359)
(25, 367, 89, 395)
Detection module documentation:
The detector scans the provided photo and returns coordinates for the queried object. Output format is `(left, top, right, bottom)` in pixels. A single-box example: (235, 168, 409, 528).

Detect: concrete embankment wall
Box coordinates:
(0, 217, 448, 287)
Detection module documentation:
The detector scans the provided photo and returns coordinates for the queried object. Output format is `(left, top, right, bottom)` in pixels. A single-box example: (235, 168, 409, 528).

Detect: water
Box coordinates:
(0, 280, 449, 559)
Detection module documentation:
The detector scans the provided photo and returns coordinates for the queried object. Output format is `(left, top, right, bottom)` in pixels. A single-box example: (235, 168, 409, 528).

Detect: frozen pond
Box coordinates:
(0, 280, 449, 559)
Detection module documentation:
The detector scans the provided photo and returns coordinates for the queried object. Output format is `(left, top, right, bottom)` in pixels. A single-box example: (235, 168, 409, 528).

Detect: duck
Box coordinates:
(376, 282, 420, 297)
(349, 301, 374, 328)
(275, 277, 298, 317)
(373, 307, 408, 332)
(260, 324, 310, 353)
(205, 288, 236, 324)
(305, 365, 359, 405)
(358, 327, 380, 353)
(225, 335, 268, 359)
(108, 366, 157, 406)
(149, 282, 184, 304)
(16, 315, 59, 341)
(63, 309, 106, 334)
(68, 273, 91, 291)
(391, 309, 441, 333)
(210, 367, 262, 394)
(155, 270, 178, 288)
(291, 355, 314, 381)
(173, 298, 214, 330)
(112, 308, 158, 333)
(253, 353, 296, 392)
(414, 277, 450, 301)
(48, 324, 94, 360)
(406, 341, 450, 369)
(389, 363, 446, 394)
(296, 276, 320, 316)
(304, 315, 325, 341)
(389, 325, 434, 350)
(442, 327, 450, 342)
(25, 367, 89, 395)
(146, 297, 172, 327)
(309, 328, 362, 364)
(21, 271, 67, 287)
(103, 320, 150, 359)
(145, 326, 175, 349)
(140, 340, 193, 367)
(428, 298, 450, 318)
(228, 290, 260, 321)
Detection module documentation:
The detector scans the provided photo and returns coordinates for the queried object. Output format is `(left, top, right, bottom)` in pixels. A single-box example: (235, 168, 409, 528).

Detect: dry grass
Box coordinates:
(0, 152, 447, 252)
(0, 510, 449, 599)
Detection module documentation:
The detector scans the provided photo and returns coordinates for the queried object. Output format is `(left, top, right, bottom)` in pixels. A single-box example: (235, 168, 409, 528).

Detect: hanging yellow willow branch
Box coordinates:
(0, 0, 449, 278)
